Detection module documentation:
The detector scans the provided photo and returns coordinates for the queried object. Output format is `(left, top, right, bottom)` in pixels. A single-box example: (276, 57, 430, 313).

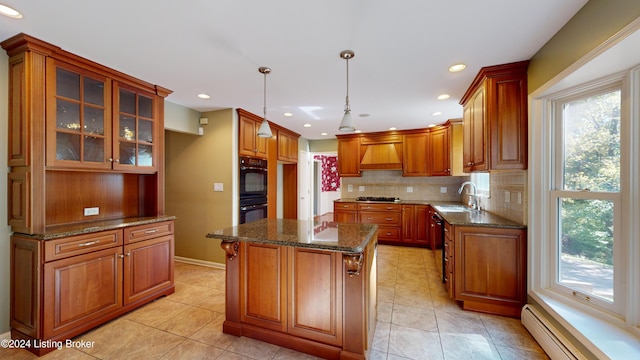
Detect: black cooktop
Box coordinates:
(356, 196, 401, 202)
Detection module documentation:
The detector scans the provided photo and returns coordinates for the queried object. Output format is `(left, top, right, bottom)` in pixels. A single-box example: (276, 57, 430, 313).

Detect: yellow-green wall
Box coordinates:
(528, 0, 640, 92)
(309, 139, 338, 153)
(165, 108, 235, 265)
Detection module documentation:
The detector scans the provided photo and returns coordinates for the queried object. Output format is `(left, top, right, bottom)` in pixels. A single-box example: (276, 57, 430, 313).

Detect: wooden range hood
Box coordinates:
(359, 133, 403, 170)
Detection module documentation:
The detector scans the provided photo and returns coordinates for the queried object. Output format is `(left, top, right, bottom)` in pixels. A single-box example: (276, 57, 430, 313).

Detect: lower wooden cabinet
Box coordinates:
(452, 225, 526, 317)
(334, 201, 429, 247)
(10, 220, 175, 356)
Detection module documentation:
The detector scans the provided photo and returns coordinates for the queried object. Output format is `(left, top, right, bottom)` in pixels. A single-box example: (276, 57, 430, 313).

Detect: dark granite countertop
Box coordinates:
(334, 198, 525, 229)
(206, 218, 378, 253)
(17, 215, 177, 240)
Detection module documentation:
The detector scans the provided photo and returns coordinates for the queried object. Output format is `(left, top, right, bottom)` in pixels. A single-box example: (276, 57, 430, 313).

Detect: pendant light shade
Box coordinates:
(257, 66, 273, 138)
(338, 50, 356, 132)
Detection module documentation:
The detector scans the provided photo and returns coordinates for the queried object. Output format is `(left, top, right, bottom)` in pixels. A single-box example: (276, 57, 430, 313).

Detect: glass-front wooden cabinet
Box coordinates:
(46, 60, 113, 169)
(113, 83, 158, 171)
(45, 59, 159, 172)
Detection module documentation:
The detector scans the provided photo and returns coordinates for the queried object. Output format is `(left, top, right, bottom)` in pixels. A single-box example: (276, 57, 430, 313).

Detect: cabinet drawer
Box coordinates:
(358, 212, 401, 225)
(334, 202, 357, 211)
(377, 226, 401, 240)
(45, 230, 122, 262)
(357, 203, 401, 212)
(125, 221, 174, 243)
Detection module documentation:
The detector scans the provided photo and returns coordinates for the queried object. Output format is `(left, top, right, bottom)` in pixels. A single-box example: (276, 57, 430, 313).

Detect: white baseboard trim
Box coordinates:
(1, 331, 10, 340)
(174, 256, 225, 270)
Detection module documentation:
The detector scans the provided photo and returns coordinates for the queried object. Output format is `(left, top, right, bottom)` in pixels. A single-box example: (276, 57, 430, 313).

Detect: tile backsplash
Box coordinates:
(340, 169, 527, 225)
(340, 170, 468, 202)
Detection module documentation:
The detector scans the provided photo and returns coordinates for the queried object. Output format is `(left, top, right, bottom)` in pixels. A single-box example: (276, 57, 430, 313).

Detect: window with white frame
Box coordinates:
(549, 82, 624, 314)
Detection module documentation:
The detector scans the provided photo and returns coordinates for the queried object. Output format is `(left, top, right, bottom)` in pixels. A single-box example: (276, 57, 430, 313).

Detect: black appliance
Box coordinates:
(239, 156, 268, 224)
(431, 212, 445, 283)
(240, 156, 268, 198)
(240, 196, 268, 224)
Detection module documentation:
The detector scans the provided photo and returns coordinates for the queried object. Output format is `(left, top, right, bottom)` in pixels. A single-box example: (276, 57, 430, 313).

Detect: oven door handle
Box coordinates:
(431, 214, 443, 225)
(241, 166, 268, 171)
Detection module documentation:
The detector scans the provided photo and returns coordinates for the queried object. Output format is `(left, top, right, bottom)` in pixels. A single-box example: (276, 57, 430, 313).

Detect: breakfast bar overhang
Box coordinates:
(206, 219, 378, 360)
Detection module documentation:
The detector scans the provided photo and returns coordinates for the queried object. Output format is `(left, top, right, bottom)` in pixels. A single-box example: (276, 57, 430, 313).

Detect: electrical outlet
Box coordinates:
(406, 186, 413, 193)
(347, 184, 353, 192)
(84, 207, 99, 216)
(214, 183, 223, 191)
(440, 187, 447, 193)
(505, 191, 511, 203)
(358, 186, 365, 192)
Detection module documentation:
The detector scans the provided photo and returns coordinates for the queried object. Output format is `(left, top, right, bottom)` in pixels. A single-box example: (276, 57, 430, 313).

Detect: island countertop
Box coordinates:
(206, 218, 378, 253)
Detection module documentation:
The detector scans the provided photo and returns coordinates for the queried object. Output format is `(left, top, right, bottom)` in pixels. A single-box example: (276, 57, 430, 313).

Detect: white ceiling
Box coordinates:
(0, 0, 587, 139)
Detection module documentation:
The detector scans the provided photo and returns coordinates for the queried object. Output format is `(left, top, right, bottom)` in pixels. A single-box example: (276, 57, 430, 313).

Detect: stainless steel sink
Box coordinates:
(434, 205, 473, 213)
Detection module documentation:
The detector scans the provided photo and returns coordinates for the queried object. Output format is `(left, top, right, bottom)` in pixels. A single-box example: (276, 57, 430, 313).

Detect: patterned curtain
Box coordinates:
(314, 155, 340, 191)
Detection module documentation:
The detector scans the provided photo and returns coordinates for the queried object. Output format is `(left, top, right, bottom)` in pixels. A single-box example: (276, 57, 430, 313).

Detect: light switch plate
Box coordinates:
(358, 186, 365, 192)
(347, 184, 353, 192)
(406, 186, 413, 193)
(84, 207, 99, 216)
(505, 191, 511, 203)
(214, 183, 223, 191)
(440, 187, 447, 193)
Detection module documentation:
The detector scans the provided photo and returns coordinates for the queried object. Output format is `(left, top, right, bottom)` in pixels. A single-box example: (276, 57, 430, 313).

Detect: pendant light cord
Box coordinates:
(345, 57, 350, 112)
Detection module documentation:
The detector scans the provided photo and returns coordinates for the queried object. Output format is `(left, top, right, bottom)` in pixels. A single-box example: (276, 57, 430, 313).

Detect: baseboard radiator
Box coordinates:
(521, 305, 586, 360)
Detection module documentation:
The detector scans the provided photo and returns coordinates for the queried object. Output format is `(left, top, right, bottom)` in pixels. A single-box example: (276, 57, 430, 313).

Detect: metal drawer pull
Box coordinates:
(144, 229, 159, 234)
(385, 218, 393, 221)
(78, 240, 99, 247)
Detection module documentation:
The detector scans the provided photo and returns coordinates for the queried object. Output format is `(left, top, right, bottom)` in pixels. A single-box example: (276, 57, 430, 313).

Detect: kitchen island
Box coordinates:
(206, 218, 378, 360)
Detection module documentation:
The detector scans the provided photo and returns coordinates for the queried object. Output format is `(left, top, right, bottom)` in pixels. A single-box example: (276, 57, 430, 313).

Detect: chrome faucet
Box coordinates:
(458, 181, 479, 210)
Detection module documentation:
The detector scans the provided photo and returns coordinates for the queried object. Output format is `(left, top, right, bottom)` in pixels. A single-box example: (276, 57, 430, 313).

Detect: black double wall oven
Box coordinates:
(239, 156, 268, 224)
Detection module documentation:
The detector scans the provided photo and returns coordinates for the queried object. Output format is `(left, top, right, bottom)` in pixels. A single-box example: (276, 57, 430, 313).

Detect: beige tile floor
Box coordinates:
(1, 245, 548, 360)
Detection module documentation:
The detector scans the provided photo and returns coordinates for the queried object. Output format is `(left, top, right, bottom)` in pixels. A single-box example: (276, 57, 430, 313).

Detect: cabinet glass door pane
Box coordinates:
(119, 142, 136, 165)
(56, 68, 80, 100)
(84, 137, 105, 162)
(138, 95, 152, 118)
(84, 77, 105, 106)
(119, 89, 136, 115)
(56, 133, 80, 160)
(119, 115, 136, 140)
(56, 100, 81, 131)
(139, 119, 153, 143)
(138, 145, 153, 166)
(84, 106, 104, 135)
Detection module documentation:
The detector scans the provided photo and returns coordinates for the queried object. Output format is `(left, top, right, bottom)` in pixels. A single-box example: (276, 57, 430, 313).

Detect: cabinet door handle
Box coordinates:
(385, 218, 393, 221)
(144, 229, 159, 234)
(126, 252, 130, 257)
(115, 159, 120, 163)
(108, 157, 114, 162)
(78, 240, 99, 247)
(119, 254, 124, 259)
(467, 162, 472, 166)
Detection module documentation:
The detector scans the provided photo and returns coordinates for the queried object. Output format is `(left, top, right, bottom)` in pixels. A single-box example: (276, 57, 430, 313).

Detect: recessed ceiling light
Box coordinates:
(321, 132, 328, 136)
(428, 124, 436, 127)
(389, 127, 397, 130)
(0, 4, 22, 18)
(448, 63, 466, 72)
(432, 112, 442, 116)
(303, 124, 311, 127)
(355, 130, 362, 133)
(437, 94, 450, 100)
(284, 112, 293, 117)
(197, 93, 210, 99)
(358, 114, 370, 117)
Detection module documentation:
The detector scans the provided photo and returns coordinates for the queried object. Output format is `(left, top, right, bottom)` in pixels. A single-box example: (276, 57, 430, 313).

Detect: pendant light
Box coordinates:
(338, 50, 356, 132)
(257, 66, 273, 138)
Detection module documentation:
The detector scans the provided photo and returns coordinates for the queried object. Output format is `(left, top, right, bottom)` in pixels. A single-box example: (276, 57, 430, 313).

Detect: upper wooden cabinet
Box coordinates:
(2, 33, 171, 234)
(337, 136, 361, 177)
(460, 61, 529, 172)
(238, 109, 269, 159)
(277, 128, 299, 163)
(338, 124, 459, 178)
(429, 125, 451, 176)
